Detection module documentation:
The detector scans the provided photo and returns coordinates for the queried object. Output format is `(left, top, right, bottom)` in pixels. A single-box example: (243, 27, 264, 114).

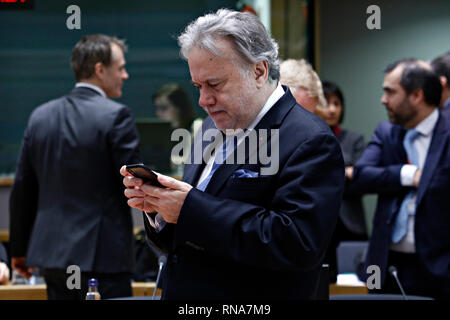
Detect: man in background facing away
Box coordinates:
(9, 34, 141, 299)
(121, 9, 344, 299)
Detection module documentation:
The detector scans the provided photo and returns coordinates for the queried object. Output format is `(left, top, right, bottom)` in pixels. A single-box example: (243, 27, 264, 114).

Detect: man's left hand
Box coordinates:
(141, 174, 193, 224)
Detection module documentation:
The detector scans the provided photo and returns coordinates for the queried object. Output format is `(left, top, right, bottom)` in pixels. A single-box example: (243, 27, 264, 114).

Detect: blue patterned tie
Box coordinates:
(196, 141, 228, 192)
(392, 129, 420, 243)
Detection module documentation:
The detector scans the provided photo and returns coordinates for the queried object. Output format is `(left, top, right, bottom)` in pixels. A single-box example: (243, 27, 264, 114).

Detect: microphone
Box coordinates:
(388, 266, 408, 300)
(152, 254, 167, 300)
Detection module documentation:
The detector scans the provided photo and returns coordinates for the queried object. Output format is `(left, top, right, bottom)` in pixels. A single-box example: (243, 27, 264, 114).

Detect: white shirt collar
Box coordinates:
(75, 82, 106, 98)
(414, 108, 439, 137)
(246, 82, 285, 130)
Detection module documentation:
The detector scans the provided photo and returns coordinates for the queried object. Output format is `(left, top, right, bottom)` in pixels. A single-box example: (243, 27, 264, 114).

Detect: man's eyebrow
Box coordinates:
(191, 78, 221, 85)
(383, 86, 394, 91)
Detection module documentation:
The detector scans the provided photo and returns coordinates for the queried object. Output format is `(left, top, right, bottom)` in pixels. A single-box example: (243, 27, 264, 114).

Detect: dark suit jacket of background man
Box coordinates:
(9, 86, 141, 274)
(144, 86, 345, 300)
(353, 115, 450, 297)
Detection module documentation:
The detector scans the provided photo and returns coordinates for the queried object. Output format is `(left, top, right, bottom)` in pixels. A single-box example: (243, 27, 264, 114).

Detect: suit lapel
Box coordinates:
(204, 86, 297, 195)
(416, 114, 448, 205)
(386, 125, 407, 224)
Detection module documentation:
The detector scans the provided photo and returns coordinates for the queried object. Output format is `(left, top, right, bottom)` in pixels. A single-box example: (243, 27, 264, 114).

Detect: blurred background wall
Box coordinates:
(1, 0, 449, 236)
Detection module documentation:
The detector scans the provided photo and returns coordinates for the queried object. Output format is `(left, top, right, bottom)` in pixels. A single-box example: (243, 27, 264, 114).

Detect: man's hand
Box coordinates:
(413, 169, 422, 188)
(0, 262, 10, 284)
(11, 257, 34, 279)
(345, 166, 354, 180)
(121, 166, 158, 213)
(120, 165, 193, 223)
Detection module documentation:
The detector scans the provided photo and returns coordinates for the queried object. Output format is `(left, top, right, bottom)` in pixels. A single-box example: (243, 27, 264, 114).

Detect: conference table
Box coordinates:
(0, 282, 366, 300)
(0, 282, 161, 300)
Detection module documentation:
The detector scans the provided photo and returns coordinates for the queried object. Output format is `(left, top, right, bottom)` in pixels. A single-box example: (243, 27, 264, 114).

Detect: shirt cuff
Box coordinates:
(144, 212, 167, 232)
(400, 164, 418, 186)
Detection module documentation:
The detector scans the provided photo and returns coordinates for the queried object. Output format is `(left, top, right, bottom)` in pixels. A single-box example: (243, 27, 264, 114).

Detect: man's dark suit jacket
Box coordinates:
(9, 87, 141, 273)
(337, 129, 367, 235)
(442, 99, 450, 119)
(353, 113, 450, 297)
(144, 87, 345, 300)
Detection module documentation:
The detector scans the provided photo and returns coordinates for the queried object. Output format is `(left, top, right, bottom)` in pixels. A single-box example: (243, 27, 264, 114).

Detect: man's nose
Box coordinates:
(199, 88, 215, 108)
(381, 94, 387, 105)
(122, 69, 129, 80)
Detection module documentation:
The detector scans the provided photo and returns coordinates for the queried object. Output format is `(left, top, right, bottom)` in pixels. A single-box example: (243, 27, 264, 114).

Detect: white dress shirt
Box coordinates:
(391, 108, 439, 253)
(75, 82, 106, 97)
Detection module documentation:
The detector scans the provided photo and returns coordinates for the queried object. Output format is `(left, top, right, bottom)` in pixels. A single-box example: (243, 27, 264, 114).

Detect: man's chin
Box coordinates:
(211, 116, 231, 131)
(107, 89, 122, 99)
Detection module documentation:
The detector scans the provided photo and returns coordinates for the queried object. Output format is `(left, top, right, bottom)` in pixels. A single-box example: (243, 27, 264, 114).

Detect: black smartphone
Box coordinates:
(126, 164, 164, 188)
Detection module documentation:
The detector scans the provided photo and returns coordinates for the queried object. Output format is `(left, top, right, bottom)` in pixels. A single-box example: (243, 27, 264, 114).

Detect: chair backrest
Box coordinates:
(336, 241, 369, 274)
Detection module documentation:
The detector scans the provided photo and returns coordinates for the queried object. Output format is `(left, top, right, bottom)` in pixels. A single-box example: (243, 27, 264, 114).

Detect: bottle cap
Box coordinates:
(88, 278, 98, 287)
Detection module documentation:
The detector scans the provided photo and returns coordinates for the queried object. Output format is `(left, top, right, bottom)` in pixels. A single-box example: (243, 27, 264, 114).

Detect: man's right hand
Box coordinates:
(11, 257, 34, 279)
(0, 262, 10, 284)
(120, 165, 158, 213)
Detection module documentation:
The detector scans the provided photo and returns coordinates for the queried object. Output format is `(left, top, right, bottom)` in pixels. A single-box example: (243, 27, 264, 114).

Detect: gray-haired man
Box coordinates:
(122, 9, 344, 300)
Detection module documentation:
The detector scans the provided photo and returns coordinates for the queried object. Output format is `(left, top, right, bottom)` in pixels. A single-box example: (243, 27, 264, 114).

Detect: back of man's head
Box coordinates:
(385, 58, 442, 107)
(431, 51, 450, 82)
(177, 8, 280, 84)
(70, 34, 127, 81)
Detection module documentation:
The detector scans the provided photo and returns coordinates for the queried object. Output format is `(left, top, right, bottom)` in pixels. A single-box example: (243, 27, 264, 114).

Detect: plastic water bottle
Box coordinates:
(85, 278, 101, 300)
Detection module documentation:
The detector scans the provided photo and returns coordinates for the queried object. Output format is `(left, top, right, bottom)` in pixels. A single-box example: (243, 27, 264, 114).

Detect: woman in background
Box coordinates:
(153, 83, 202, 135)
(316, 81, 368, 283)
(153, 83, 203, 175)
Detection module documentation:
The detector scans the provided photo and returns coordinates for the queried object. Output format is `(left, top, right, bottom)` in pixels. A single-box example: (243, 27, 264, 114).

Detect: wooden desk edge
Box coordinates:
(329, 283, 368, 295)
(0, 282, 158, 300)
(1, 228, 146, 243)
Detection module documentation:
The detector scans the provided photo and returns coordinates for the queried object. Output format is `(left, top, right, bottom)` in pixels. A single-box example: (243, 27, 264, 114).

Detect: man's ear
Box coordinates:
(408, 88, 424, 105)
(94, 62, 105, 80)
(440, 75, 448, 89)
(253, 60, 269, 88)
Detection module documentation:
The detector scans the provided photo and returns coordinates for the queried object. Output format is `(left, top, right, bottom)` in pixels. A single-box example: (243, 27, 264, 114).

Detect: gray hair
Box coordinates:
(178, 8, 280, 83)
(280, 59, 327, 109)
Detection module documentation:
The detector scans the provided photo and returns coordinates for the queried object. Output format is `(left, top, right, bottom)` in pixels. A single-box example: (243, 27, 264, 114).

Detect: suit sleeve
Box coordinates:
(108, 105, 142, 183)
(174, 132, 345, 272)
(344, 133, 366, 196)
(352, 133, 366, 164)
(352, 124, 404, 194)
(9, 124, 39, 257)
(142, 212, 175, 253)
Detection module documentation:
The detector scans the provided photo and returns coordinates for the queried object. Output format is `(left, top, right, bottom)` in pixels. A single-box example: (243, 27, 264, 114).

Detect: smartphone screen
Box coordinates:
(126, 164, 164, 188)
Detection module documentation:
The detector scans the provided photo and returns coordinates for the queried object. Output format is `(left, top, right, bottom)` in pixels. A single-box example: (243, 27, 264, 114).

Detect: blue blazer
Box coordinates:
(353, 113, 450, 296)
(144, 86, 345, 299)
